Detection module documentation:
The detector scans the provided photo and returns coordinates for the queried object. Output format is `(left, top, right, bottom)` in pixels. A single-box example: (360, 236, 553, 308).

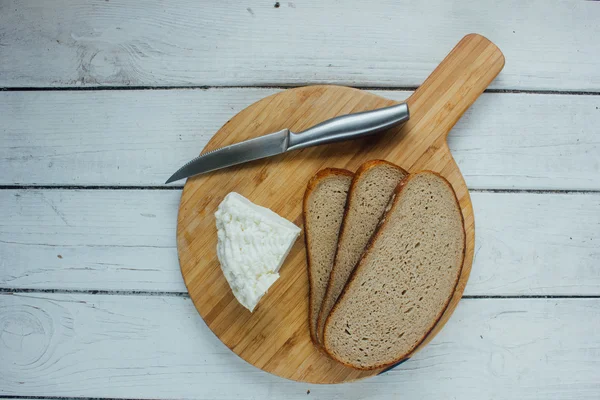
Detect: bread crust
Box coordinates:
(323, 171, 466, 370)
(303, 168, 354, 345)
(316, 160, 408, 344)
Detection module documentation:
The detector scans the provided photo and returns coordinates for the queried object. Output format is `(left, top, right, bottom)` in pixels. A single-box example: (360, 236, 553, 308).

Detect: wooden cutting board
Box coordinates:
(177, 34, 504, 383)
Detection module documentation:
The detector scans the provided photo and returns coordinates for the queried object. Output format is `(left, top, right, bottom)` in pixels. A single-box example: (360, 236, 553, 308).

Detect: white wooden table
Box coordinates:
(1, 1, 599, 399)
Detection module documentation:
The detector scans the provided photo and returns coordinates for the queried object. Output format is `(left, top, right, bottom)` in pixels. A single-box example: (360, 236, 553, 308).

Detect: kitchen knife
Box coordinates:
(165, 103, 409, 184)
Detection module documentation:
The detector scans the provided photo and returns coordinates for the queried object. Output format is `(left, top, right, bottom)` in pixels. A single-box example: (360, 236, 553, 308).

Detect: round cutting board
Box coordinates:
(177, 34, 504, 383)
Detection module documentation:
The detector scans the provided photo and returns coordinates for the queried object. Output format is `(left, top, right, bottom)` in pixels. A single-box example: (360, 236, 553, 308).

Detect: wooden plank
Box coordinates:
(1, 89, 599, 190)
(0, 1, 599, 90)
(1, 190, 598, 295)
(0, 189, 181, 291)
(0, 293, 598, 399)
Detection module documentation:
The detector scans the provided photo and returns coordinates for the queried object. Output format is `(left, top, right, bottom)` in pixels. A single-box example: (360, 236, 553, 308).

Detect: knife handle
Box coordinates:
(287, 103, 409, 151)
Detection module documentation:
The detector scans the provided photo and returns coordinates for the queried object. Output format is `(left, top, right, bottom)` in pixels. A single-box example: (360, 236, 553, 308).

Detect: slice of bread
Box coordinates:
(317, 160, 407, 343)
(323, 171, 465, 370)
(304, 168, 354, 344)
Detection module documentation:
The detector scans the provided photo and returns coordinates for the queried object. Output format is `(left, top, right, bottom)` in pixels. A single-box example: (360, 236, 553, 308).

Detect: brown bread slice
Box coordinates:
(316, 160, 408, 343)
(323, 171, 465, 370)
(303, 168, 353, 345)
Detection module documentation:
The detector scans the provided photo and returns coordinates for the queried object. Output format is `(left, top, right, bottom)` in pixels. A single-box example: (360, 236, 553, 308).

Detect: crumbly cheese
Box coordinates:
(215, 192, 301, 312)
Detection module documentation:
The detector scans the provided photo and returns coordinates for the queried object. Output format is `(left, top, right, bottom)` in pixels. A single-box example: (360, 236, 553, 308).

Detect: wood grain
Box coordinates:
(1, 89, 599, 189)
(177, 34, 503, 382)
(1, 293, 599, 400)
(0, 1, 598, 91)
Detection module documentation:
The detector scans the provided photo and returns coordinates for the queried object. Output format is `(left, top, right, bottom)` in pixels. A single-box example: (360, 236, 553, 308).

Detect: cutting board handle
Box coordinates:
(405, 34, 504, 142)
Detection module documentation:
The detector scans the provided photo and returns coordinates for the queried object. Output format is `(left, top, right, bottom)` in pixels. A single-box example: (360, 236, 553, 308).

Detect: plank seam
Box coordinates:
(0, 396, 161, 400)
(1, 288, 598, 299)
(461, 295, 600, 299)
(0, 288, 189, 297)
(1, 86, 599, 96)
(0, 185, 185, 190)
(0, 186, 599, 194)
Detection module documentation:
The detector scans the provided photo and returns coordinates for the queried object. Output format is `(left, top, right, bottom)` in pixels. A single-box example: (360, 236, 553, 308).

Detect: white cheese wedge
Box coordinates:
(215, 192, 301, 312)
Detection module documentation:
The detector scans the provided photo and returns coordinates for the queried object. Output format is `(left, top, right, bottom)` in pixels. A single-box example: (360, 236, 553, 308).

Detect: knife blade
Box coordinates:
(165, 103, 409, 184)
(165, 129, 289, 184)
